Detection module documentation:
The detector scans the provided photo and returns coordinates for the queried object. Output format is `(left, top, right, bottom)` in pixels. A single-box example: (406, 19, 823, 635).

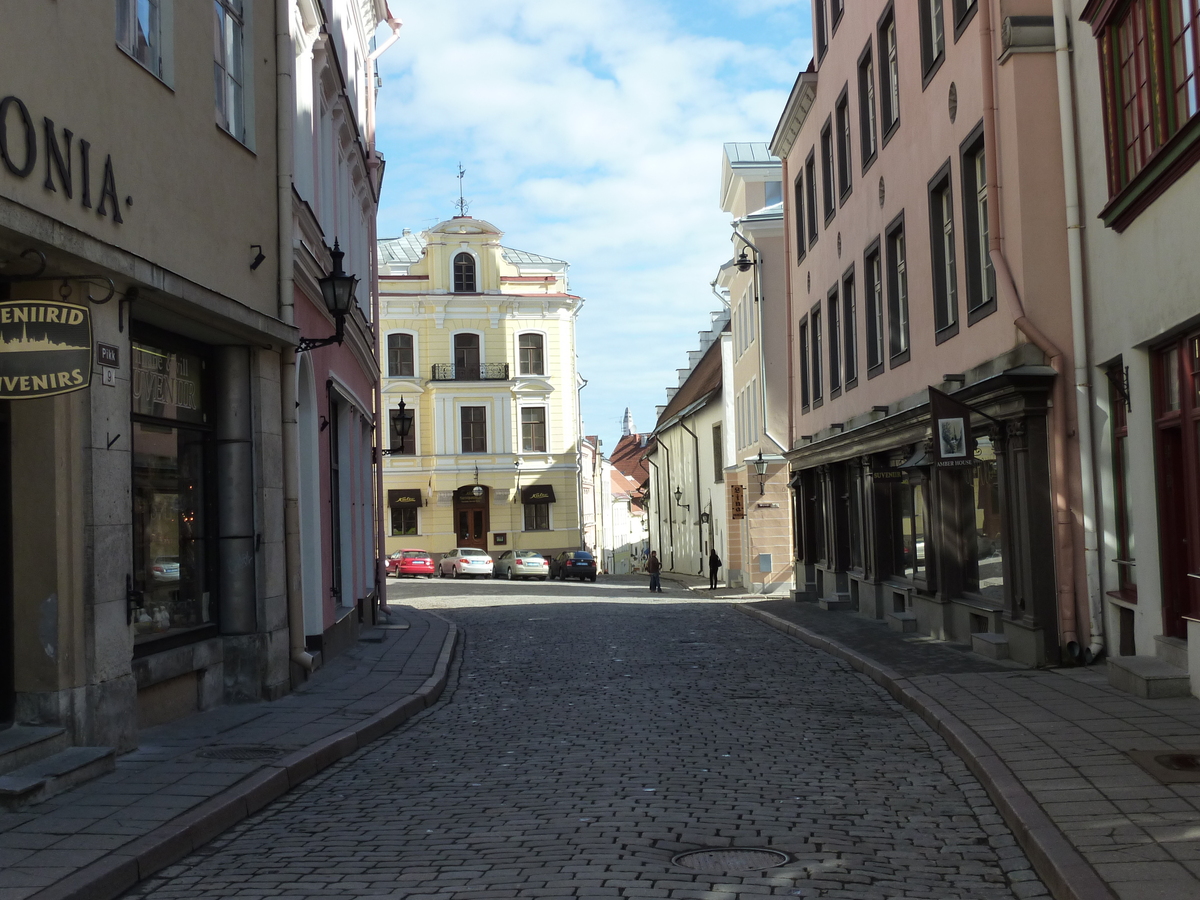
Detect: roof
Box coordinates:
(742, 201, 784, 223)
(502, 247, 566, 266)
(655, 337, 724, 429)
(378, 232, 425, 267)
(610, 433, 654, 486)
(723, 142, 776, 166)
(769, 71, 819, 160)
(430, 216, 502, 235)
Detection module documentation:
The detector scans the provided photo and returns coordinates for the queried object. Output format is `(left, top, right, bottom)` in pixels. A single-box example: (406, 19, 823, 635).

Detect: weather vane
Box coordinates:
(455, 163, 470, 217)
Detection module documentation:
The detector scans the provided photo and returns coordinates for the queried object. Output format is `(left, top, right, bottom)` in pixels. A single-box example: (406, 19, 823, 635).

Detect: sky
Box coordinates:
(373, 1, 813, 453)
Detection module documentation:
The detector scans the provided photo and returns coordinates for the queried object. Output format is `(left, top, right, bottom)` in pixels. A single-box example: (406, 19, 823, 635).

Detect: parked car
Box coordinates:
(387, 549, 435, 578)
(438, 548, 494, 579)
(494, 550, 549, 581)
(151, 556, 180, 583)
(551, 550, 597, 582)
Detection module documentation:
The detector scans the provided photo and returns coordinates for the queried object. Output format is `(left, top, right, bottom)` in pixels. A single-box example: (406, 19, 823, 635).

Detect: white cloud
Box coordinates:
(376, 0, 810, 446)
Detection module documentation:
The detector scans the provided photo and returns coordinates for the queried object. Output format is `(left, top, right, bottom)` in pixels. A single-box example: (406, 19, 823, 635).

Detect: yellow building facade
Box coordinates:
(377, 217, 583, 560)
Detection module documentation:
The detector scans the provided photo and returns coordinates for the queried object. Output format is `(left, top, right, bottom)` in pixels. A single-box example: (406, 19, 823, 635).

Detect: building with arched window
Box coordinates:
(377, 217, 584, 561)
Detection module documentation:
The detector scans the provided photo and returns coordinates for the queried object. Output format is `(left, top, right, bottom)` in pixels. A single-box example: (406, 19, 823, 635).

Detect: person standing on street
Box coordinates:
(708, 548, 722, 590)
(647, 550, 663, 593)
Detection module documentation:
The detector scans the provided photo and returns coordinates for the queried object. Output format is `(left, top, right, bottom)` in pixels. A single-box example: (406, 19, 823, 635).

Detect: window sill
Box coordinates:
(116, 43, 173, 90)
(866, 361, 885, 380)
(215, 122, 255, 156)
(966, 298, 998, 326)
(861, 151, 877, 178)
(921, 53, 946, 91)
(1100, 114, 1200, 232)
(830, 386, 842, 401)
(934, 320, 960, 345)
(888, 348, 911, 369)
(880, 118, 901, 150)
(839, 184, 853, 207)
(812, 397, 824, 410)
(824, 207, 837, 228)
(953, 3, 979, 43)
(844, 376, 859, 392)
(1106, 589, 1139, 605)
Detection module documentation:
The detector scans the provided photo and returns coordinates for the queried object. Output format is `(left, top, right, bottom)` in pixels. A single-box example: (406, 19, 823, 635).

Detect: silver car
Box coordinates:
(493, 550, 549, 581)
(438, 548, 494, 579)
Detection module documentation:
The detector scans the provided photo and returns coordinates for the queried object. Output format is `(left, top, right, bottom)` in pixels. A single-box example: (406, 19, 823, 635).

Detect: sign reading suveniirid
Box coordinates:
(0, 300, 92, 399)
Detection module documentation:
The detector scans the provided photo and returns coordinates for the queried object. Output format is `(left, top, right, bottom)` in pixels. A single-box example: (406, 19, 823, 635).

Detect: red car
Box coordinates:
(387, 550, 435, 578)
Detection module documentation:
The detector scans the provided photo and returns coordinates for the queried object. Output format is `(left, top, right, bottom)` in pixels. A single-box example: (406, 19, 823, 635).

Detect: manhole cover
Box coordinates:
(196, 746, 284, 761)
(672, 848, 790, 873)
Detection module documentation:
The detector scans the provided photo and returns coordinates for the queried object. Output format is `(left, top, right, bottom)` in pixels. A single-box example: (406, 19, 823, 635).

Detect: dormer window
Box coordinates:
(453, 253, 476, 293)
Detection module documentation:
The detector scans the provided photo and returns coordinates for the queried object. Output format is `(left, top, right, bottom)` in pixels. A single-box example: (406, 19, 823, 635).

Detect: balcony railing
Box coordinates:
(431, 363, 510, 381)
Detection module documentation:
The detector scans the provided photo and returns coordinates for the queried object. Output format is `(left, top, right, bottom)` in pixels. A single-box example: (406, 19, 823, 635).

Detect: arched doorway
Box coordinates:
(453, 485, 489, 550)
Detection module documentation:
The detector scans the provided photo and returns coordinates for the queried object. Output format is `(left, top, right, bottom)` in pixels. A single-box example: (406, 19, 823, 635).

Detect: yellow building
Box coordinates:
(377, 217, 583, 560)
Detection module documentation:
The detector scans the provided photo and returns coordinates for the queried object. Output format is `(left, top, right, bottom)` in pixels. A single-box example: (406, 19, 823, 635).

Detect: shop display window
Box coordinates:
(900, 473, 926, 581)
(968, 437, 1005, 602)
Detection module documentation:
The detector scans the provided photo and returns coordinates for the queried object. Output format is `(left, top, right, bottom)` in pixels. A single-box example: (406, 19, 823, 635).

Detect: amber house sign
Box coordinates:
(0, 299, 92, 399)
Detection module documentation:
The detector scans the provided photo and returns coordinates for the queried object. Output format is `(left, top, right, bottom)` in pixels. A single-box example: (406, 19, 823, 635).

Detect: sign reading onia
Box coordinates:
(0, 300, 92, 399)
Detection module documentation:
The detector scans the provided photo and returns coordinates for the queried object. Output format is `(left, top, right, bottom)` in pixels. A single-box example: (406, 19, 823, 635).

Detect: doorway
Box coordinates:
(0, 401, 12, 726)
(453, 485, 489, 550)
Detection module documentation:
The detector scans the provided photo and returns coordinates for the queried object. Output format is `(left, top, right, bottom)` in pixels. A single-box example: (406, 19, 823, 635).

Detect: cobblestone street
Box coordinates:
(124, 580, 1050, 899)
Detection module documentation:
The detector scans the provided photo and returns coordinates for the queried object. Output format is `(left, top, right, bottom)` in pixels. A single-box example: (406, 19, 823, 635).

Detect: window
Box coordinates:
(214, 0, 245, 141)
(835, 87, 853, 201)
(387, 333, 414, 377)
(1108, 362, 1136, 599)
(811, 305, 823, 404)
(117, 0, 165, 79)
(828, 285, 841, 395)
(390, 506, 418, 537)
(821, 118, 836, 222)
(518, 333, 544, 375)
(879, 6, 900, 137)
(454, 333, 480, 379)
(524, 503, 550, 531)
(816, 0, 829, 61)
(886, 215, 910, 363)
(859, 43, 879, 170)
(805, 150, 819, 245)
(928, 164, 959, 337)
(969, 438, 1004, 601)
(832, 0, 845, 30)
(712, 424, 724, 483)
(764, 180, 783, 206)
(1088, 0, 1200, 229)
(900, 472, 927, 581)
(521, 407, 547, 453)
(842, 267, 857, 387)
(864, 240, 885, 375)
(793, 173, 806, 260)
(953, 0, 978, 38)
(799, 318, 811, 410)
(919, 0, 946, 80)
(453, 253, 476, 292)
(460, 406, 486, 453)
(960, 127, 996, 320)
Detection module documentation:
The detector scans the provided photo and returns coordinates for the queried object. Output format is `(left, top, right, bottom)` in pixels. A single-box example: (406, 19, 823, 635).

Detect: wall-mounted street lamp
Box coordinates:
(736, 249, 754, 272)
(753, 451, 769, 496)
(471, 464, 483, 497)
(298, 240, 358, 352)
(674, 485, 690, 511)
(382, 398, 414, 456)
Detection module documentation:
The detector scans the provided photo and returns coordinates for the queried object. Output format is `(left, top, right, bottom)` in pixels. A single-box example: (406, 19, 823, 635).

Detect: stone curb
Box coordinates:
(736, 604, 1117, 900)
(30, 622, 459, 900)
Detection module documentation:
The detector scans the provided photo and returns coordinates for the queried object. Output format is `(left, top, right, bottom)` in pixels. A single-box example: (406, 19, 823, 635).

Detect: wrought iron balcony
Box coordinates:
(430, 363, 510, 381)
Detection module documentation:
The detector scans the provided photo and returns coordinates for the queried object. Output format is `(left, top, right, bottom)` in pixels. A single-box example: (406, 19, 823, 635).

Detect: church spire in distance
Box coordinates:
(622, 407, 634, 436)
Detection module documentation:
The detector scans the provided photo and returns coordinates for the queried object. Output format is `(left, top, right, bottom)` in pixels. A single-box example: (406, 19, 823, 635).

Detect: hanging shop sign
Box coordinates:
(929, 386, 977, 467)
(520, 485, 556, 504)
(132, 341, 204, 424)
(0, 299, 92, 399)
(730, 483, 746, 519)
(388, 489, 423, 507)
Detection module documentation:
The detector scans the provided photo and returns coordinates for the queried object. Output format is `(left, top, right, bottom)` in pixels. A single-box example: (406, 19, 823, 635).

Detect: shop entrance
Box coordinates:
(453, 485, 489, 550)
(1155, 333, 1200, 638)
(0, 401, 12, 726)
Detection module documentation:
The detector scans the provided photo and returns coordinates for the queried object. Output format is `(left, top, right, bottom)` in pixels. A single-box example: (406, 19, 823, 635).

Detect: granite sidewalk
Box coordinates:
(0, 604, 458, 900)
(741, 598, 1200, 900)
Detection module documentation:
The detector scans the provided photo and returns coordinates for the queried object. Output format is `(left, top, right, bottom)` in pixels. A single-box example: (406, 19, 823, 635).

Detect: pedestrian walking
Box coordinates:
(708, 548, 722, 590)
(647, 550, 663, 593)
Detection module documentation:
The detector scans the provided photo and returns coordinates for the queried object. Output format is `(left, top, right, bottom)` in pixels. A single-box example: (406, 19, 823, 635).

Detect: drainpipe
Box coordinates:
(710, 278, 731, 310)
(657, 439, 676, 570)
(679, 414, 704, 574)
(367, 9, 402, 63)
(1052, 0, 1103, 661)
(577, 375, 588, 550)
(277, 0, 314, 673)
(644, 456, 658, 567)
(979, 0, 1082, 661)
(781, 157, 796, 451)
(732, 226, 788, 455)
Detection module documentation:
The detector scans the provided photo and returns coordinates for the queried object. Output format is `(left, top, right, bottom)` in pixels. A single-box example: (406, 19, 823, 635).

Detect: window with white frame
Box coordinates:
(117, 0, 166, 79)
(214, 0, 245, 141)
(521, 407, 547, 453)
(461, 406, 487, 453)
(519, 333, 544, 375)
(387, 333, 414, 377)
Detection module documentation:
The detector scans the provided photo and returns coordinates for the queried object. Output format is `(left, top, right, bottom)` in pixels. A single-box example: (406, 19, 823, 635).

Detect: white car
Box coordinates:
(439, 548, 494, 579)
(493, 550, 549, 581)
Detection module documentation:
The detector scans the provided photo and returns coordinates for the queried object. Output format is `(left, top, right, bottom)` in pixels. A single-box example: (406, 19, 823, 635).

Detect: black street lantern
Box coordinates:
(674, 485, 689, 511)
(396, 398, 414, 437)
(753, 451, 769, 496)
(299, 239, 358, 352)
(736, 249, 753, 272)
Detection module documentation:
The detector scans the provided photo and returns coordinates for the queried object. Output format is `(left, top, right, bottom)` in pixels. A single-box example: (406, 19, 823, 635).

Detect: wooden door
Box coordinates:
(454, 486, 490, 551)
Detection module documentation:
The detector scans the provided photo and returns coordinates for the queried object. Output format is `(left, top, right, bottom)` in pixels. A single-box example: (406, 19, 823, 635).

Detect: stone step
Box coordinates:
(0, 725, 68, 777)
(971, 632, 1010, 660)
(1107, 655, 1192, 699)
(886, 611, 919, 633)
(0, 747, 115, 810)
(819, 595, 854, 611)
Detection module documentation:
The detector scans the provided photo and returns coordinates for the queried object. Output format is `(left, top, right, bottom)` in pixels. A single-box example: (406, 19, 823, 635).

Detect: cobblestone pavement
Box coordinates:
(124, 579, 1050, 899)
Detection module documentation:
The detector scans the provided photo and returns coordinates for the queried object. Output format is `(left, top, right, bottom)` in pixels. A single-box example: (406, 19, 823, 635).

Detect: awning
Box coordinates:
(521, 485, 556, 504)
(388, 489, 423, 507)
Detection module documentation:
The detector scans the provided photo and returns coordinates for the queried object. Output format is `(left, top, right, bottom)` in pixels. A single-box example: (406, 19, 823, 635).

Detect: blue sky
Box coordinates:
(374, 1, 812, 452)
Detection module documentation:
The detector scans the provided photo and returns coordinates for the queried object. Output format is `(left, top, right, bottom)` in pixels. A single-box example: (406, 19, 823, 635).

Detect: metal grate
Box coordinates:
(195, 746, 285, 761)
(672, 848, 790, 873)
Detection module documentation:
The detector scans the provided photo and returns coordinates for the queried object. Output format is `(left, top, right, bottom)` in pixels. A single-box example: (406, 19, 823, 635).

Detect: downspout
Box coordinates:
(710, 279, 731, 310)
(658, 439, 676, 570)
(732, 225, 788, 455)
(979, 0, 1082, 661)
(781, 157, 796, 450)
(679, 414, 704, 574)
(1052, 0, 1103, 661)
(577, 375, 588, 550)
(644, 456, 659, 566)
(277, 0, 314, 673)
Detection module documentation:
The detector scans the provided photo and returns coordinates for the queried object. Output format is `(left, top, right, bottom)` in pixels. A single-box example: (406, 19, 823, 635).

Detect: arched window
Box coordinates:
(453, 253, 476, 293)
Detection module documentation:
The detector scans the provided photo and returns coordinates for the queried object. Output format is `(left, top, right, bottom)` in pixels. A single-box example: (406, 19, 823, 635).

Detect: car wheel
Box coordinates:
(451, 567, 458, 578)
(507, 570, 515, 580)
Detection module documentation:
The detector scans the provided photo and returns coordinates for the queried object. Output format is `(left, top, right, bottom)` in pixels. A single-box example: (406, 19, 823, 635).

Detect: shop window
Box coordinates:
(117, 0, 168, 81)
(453, 253, 477, 292)
(521, 407, 547, 453)
(864, 240, 885, 376)
(1108, 363, 1137, 600)
(799, 318, 811, 410)
(390, 506, 418, 536)
(879, 5, 901, 140)
(519, 333, 544, 375)
(214, 0, 246, 143)
(461, 406, 487, 453)
(968, 437, 1005, 601)
(842, 267, 857, 388)
(849, 463, 865, 571)
(836, 87, 853, 202)
(821, 117, 836, 223)
(919, 0, 947, 83)
(859, 42, 879, 171)
(387, 333, 414, 377)
(886, 214, 910, 364)
(960, 126, 996, 321)
(828, 284, 841, 396)
(899, 472, 927, 582)
(928, 163, 959, 339)
(805, 150, 819, 247)
(524, 503, 550, 531)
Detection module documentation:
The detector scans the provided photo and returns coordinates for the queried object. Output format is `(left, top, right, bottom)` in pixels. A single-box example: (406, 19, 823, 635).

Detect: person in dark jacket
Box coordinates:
(647, 550, 663, 593)
(708, 548, 722, 589)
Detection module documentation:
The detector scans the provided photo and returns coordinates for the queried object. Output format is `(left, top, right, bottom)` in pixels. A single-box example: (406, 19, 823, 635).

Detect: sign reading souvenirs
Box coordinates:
(730, 483, 746, 519)
(869, 467, 905, 480)
(929, 386, 976, 467)
(0, 300, 92, 399)
(132, 341, 204, 424)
